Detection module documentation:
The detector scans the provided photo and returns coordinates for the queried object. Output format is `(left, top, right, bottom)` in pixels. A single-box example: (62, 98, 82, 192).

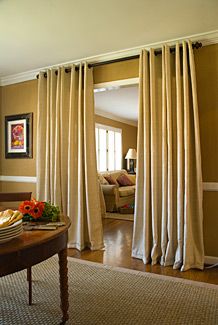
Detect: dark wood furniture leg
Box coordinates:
(27, 267, 32, 305)
(58, 248, 69, 324)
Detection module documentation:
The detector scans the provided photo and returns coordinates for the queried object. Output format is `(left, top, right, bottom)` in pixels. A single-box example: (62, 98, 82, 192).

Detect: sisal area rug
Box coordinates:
(0, 257, 217, 325)
(105, 212, 134, 221)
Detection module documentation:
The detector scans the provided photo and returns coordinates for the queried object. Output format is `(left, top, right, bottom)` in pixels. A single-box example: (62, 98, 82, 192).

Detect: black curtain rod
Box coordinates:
(36, 41, 202, 79)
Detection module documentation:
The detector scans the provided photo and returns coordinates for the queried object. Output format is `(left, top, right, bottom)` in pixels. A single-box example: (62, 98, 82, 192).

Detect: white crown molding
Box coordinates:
(0, 69, 39, 87)
(0, 30, 218, 87)
(0, 175, 37, 183)
(203, 182, 218, 191)
(200, 37, 218, 46)
(95, 109, 138, 127)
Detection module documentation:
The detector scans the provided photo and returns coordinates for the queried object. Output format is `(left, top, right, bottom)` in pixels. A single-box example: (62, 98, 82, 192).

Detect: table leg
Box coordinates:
(27, 267, 32, 305)
(58, 248, 69, 323)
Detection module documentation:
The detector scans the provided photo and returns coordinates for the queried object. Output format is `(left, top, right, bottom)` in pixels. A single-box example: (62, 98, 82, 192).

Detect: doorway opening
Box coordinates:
(94, 79, 138, 222)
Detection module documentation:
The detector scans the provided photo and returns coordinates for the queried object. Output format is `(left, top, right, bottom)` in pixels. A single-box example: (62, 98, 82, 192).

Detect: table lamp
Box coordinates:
(125, 148, 137, 173)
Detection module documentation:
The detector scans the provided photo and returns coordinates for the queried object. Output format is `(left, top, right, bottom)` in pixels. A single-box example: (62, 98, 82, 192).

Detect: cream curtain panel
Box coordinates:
(36, 64, 104, 250)
(132, 41, 204, 271)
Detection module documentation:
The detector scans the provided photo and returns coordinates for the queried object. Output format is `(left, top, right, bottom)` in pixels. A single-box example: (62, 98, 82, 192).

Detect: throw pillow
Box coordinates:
(104, 175, 118, 186)
(98, 174, 109, 185)
(117, 173, 134, 187)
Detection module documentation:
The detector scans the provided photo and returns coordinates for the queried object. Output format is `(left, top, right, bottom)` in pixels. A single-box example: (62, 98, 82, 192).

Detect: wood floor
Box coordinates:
(68, 218, 218, 285)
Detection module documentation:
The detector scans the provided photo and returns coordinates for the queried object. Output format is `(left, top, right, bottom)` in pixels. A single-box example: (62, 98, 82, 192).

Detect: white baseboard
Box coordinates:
(204, 256, 218, 265)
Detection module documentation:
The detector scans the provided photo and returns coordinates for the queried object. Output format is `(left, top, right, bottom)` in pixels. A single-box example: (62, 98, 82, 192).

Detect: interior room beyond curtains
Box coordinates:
(132, 41, 204, 271)
(36, 64, 104, 251)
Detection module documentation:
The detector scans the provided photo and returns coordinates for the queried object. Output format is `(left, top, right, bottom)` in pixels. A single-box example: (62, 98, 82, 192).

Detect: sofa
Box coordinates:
(98, 170, 136, 212)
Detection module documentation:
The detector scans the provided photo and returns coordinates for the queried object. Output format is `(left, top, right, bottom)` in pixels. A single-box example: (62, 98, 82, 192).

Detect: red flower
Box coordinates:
(19, 199, 45, 220)
(19, 200, 34, 215)
(30, 201, 45, 219)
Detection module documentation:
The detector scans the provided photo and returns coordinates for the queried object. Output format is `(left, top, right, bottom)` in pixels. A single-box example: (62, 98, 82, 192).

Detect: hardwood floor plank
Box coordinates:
(68, 219, 218, 285)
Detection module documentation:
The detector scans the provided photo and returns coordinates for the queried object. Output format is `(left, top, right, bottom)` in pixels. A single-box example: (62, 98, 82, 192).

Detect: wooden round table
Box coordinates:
(0, 216, 71, 324)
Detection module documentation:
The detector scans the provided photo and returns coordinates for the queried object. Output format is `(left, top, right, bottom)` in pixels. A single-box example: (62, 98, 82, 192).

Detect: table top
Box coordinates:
(0, 215, 71, 277)
(0, 215, 70, 256)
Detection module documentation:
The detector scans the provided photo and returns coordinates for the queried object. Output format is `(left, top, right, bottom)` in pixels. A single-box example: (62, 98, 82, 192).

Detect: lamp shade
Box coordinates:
(125, 148, 137, 159)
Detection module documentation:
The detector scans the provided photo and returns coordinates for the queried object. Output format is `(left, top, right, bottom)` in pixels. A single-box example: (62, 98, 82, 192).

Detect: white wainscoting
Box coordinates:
(0, 177, 217, 190)
(203, 182, 218, 191)
(0, 175, 37, 183)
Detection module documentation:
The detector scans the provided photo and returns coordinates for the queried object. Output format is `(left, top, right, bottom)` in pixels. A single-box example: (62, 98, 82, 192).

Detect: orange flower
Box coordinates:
(19, 200, 34, 215)
(30, 201, 45, 219)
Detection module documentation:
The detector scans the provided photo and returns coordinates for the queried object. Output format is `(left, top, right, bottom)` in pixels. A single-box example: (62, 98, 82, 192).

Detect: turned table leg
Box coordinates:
(58, 248, 69, 323)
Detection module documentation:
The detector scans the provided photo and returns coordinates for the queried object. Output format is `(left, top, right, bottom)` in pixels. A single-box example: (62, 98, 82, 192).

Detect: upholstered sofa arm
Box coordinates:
(101, 184, 119, 212)
(101, 184, 119, 196)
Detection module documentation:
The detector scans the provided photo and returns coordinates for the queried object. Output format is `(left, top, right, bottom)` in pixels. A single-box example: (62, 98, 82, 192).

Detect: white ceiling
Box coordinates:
(0, 0, 218, 77)
(95, 85, 139, 125)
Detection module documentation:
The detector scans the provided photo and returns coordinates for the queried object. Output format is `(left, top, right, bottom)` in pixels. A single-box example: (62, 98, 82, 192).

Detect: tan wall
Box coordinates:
(195, 44, 218, 182)
(195, 44, 218, 257)
(0, 44, 217, 257)
(93, 58, 139, 84)
(203, 192, 218, 257)
(0, 86, 2, 177)
(0, 181, 36, 198)
(95, 115, 137, 168)
(0, 80, 37, 194)
(0, 86, 2, 193)
(0, 80, 37, 176)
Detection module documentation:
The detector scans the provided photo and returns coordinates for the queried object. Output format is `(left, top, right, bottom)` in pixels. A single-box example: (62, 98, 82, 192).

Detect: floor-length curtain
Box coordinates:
(132, 41, 204, 271)
(36, 63, 104, 251)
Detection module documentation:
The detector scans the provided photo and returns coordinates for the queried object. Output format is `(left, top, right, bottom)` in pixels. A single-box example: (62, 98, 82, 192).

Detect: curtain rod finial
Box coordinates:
(194, 42, 202, 49)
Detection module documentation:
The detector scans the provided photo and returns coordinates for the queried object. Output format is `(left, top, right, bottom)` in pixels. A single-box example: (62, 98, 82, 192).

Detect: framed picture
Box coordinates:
(5, 113, 33, 158)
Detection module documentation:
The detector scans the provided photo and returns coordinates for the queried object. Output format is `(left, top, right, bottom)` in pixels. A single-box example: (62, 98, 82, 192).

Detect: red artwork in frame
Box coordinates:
(5, 113, 33, 158)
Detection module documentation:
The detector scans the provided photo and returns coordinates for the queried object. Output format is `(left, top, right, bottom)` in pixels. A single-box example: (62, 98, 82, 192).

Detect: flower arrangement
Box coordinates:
(19, 199, 60, 222)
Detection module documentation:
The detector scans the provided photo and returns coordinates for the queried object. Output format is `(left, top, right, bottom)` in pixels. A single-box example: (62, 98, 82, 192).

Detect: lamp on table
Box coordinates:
(125, 148, 137, 174)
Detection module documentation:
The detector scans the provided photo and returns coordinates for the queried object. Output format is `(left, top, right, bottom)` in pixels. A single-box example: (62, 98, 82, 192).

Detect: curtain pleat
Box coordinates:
(53, 69, 62, 208)
(132, 50, 151, 264)
(181, 41, 204, 271)
(83, 64, 104, 248)
(44, 71, 51, 199)
(49, 71, 57, 203)
(161, 45, 168, 266)
(36, 72, 48, 200)
(37, 64, 104, 251)
(132, 41, 204, 271)
(174, 43, 184, 269)
(150, 49, 160, 264)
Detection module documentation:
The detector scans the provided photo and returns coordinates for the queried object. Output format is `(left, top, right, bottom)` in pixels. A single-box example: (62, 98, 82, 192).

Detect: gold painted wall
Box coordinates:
(0, 86, 2, 177)
(0, 86, 2, 192)
(195, 44, 218, 257)
(0, 181, 36, 198)
(93, 59, 139, 84)
(0, 80, 37, 194)
(0, 44, 217, 257)
(0, 80, 37, 176)
(195, 44, 218, 182)
(95, 115, 138, 168)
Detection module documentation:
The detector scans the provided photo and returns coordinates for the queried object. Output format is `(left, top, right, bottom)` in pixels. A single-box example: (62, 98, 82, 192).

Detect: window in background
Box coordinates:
(95, 124, 122, 172)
